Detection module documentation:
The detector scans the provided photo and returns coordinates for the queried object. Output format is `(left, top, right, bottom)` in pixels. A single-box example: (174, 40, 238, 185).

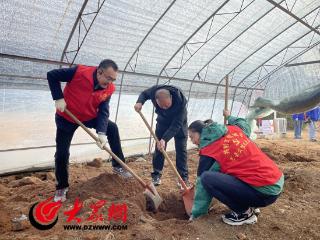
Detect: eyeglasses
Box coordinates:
(99, 70, 117, 82)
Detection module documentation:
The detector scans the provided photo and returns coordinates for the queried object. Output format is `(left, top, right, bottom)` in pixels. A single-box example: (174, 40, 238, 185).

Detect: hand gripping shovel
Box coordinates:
(64, 109, 162, 211)
(137, 111, 194, 216)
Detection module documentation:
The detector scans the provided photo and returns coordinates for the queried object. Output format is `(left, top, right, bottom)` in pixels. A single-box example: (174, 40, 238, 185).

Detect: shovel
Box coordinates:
(64, 109, 162, 211)
(137, 111, 194, 216)
(224, 75, 229, 125)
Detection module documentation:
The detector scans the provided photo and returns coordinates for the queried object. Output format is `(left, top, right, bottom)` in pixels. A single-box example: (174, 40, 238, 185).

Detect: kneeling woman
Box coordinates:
(188, 110, 284, 225)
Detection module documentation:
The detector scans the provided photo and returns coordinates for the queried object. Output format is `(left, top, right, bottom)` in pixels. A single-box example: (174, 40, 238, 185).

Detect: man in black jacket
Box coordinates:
(134, 85, 189, 187)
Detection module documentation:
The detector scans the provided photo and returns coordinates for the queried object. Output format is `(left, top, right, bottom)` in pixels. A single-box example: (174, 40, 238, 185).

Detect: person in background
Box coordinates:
(134, 85, 190, 189)
(47, 59, 132, 202)
(292, 113, 304, 139)
(305, 106, 320, 142)
(257, 118, 262, 129)
(188, 110, 284, 225)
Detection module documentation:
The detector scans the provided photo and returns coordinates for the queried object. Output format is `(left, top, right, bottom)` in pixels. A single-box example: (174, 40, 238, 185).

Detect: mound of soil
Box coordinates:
(0, 131, 319, 239)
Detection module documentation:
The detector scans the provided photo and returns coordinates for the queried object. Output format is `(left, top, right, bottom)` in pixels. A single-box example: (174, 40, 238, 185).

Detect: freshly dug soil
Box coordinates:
(0, 132, 319, 240)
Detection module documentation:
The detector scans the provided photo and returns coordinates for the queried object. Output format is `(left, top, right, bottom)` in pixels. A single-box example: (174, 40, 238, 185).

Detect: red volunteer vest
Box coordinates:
(57, 65, 115, 123)
(200, 125, 282, 187)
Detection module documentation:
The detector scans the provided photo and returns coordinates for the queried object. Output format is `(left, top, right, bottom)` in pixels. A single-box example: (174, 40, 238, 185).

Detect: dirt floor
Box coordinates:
(0, 131, 319, 240)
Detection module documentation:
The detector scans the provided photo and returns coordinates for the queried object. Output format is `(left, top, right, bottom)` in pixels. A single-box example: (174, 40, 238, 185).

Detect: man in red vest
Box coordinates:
(48, 59, 132, 202)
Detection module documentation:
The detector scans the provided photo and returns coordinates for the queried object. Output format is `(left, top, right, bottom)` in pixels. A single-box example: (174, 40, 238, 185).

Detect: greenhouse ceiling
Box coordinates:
(0, 0, 319, 110)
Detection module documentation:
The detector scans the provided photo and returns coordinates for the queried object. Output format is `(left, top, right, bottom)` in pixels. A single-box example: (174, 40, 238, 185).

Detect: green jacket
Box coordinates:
(191, 116, 283, 218)
(192, 116, 251, 218)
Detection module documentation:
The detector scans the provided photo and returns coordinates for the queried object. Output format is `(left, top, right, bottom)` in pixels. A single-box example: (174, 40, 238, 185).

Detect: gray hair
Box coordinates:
(155, 89, 171, 99)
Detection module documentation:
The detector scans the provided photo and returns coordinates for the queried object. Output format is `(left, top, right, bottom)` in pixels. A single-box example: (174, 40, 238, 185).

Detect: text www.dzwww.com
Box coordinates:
(63, 224, 128, 231)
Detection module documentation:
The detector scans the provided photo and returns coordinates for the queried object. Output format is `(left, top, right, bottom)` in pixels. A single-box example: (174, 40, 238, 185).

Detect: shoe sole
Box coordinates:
(254, 208, 261, 216)
(222, 214, 258, 226)
(54, 197, 67, 203)
(54, 191, 68, 203)
(153, 180, 161, 186)
(112, 169, 132, 178)
(112, 169, 121, 175)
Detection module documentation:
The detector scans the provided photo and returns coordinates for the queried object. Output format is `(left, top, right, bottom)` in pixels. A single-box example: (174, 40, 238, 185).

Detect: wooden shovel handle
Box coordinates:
(138, 111, 188, 191)
(64, 109, 149, 190)
(224, 75, 229, 125)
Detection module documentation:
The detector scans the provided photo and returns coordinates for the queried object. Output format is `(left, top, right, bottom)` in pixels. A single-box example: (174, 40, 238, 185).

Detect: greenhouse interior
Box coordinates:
(0, 0, 319, 239)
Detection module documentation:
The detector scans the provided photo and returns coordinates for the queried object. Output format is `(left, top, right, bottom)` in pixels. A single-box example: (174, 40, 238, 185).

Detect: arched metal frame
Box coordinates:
(157, 0, 235, 82)
(60, 0, 107, 65)
(157, 0, 256, 107)
(109, 0, 257, 153)
(142, 1, 320, 127)
(1, 0, 317, 106)
(0, 52, 264, 91)
(228, 1, 320, 110)
(185, 4, 320, 116)
(60, 0, 89, 64)
(209, 7, 319, 114)
(146, 0, 256, 153)
(235, 37, 320, 100)
(230, 29, 320, 112)
(185, 0, 282, 103)
(266, 0, 320, 35)
(114, 0, 177, 123)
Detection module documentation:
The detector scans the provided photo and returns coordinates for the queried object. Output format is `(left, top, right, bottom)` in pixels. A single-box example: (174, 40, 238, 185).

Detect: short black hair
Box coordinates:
(98, 59, 118, 71)
(188, 119, 214, 134)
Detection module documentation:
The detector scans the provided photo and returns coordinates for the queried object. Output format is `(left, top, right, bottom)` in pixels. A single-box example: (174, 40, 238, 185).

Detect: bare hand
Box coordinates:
(134, 103, 142, 112)
(223, 109, 230, 118)
(157, 139, 166, 151)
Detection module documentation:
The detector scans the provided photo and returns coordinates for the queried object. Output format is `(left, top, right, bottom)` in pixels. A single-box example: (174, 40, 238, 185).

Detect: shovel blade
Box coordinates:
(182, 186, 195, 216)
(143, 182, 163, 211)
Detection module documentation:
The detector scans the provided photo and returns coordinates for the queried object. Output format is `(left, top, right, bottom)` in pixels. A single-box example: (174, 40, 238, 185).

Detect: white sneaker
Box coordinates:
(54, 187, 68, 202)
(152, 175, 162, 186)
(222, 208, 257, 226)
(113, 167, 133, 178)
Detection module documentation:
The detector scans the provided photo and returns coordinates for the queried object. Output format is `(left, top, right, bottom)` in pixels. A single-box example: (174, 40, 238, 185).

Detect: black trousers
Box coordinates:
(54, 120, 125, 190)
(151, 124, 188, 180)
(201, 171, 280, 213)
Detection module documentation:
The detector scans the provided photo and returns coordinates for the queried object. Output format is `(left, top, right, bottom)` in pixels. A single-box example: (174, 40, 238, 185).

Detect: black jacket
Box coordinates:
(136, 85, 188, 141)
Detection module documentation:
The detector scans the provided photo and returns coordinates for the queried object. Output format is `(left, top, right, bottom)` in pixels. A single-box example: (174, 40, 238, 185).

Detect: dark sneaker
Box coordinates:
(222, 208, 257, 225)
(113, 167, 133, 178)
(177, 179, 192, 190)
(151, 175, 161, 186)
(311, 139, 317, 142)
(54, 187, 68, 202)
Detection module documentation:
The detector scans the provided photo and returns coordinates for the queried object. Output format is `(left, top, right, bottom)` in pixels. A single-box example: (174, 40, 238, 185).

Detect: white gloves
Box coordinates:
(96, 134, 108, 149)
(55, 98, 67, 112)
